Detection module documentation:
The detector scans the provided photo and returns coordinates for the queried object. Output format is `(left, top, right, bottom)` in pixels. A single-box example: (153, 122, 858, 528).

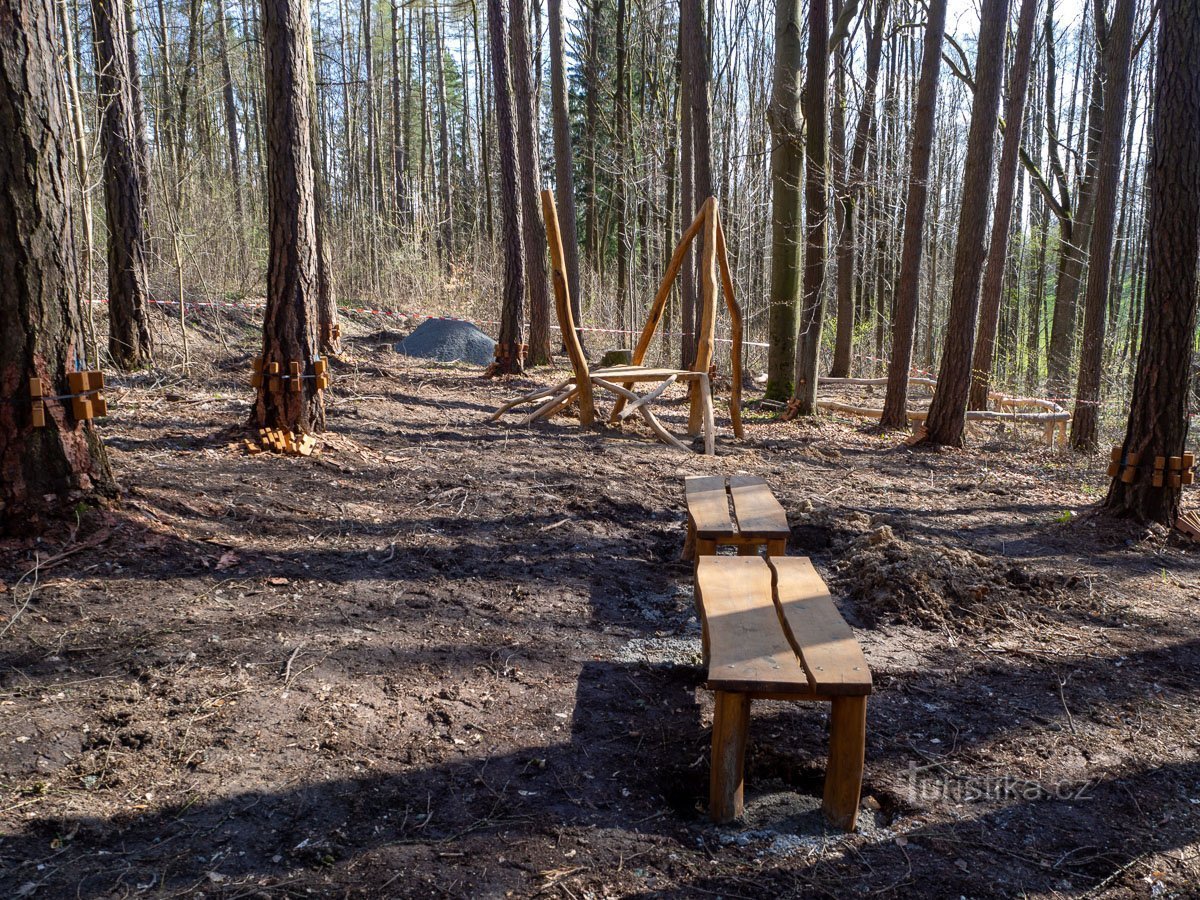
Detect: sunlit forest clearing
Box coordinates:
(1, 0, 1198, 897)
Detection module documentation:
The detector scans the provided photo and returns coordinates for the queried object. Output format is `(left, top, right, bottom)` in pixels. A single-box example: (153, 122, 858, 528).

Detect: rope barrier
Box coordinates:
(85, 296, 770, 348)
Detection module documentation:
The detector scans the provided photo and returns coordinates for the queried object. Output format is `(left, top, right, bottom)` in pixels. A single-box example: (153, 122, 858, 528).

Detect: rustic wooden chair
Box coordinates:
(491, 190, 744, 455)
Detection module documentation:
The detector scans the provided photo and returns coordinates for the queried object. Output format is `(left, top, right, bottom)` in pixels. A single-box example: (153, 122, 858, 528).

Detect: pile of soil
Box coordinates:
(831, 520, 1063, 629)
(395, 317, 495, 365)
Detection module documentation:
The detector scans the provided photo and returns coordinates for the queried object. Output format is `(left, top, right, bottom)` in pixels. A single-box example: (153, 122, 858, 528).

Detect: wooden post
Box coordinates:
(689, 199, 719, 436)
(713, 206, 744, 438)
(823, 695, 867, 830)
(710, 690, 751, 822)
(609, 203, 709, 421)
(698, 371, 716, 455)
(540, 190, 595, 425)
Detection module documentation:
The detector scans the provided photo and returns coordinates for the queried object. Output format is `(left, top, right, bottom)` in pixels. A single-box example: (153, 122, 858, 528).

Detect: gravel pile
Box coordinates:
(396, 318, 496, 366)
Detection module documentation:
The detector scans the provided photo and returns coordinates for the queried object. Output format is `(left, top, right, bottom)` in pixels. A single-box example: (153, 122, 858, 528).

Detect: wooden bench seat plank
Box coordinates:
(728, 475, 790, 539)
(697, 557, 812, 694)
(768, 557, 872, 697)
(685, 476, 736, 538)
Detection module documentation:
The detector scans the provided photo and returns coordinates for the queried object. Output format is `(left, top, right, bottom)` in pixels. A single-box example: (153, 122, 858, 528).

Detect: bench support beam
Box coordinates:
(710, 691, 751, 823)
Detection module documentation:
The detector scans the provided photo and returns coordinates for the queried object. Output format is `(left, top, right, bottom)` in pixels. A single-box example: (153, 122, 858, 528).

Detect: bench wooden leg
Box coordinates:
(766, 539, 786, 557)
(823, 695, 867, 831)
(736, 543, 758, 556)
(695, 538, 717, 557)
(710, 691, 751, 823)
(683, 519, 697, 560)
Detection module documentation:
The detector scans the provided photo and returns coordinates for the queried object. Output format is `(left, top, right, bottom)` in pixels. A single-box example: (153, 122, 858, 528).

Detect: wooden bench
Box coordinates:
(683, 475, 790, 559)
(694, 555, 872, 829)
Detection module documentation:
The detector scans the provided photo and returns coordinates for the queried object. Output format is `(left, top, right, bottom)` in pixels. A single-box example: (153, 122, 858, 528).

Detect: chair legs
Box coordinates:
(706, 693, 867, 830)
(709, 691, 751, 823)
(823, 696, 868, 830)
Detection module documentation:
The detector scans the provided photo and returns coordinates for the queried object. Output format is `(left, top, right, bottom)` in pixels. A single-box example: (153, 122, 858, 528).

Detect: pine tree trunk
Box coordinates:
(790, 0, 829, 415)
(1071, 0, 1136, 452)
(682, 0, 713, 366)
(216, 0, 245, 222)
(510, 0, 551, 365)
(433, 4, 454, 263)
(920, 0, 1011, 446)
(548, 0, 586, 352)
(829, 0, 887, 379)
(678, 33, 696, 369)
(487, 0, 526, 376)
(764, 0, 804, 401)
(1105, 0, 1200, 522)
(968, 0, 1038, 410)
(0, 0, 116, 533)
(305, 25, 339, 358)
(93, 0, 153, 370)
(881, 0, 947, 429)
(255, 0, 324, 433)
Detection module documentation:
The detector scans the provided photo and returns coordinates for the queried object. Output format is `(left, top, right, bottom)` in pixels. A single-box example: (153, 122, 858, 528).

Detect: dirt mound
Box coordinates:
(830, 522, 1062, 630)
(396, 317, 495, 365)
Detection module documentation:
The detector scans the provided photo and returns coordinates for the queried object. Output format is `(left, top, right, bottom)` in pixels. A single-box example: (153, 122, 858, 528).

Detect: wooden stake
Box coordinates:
(540, 190, 595, 426)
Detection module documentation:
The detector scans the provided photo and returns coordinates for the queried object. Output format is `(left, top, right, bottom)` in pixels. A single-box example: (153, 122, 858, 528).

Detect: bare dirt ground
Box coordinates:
(2, 310, 1198, 899)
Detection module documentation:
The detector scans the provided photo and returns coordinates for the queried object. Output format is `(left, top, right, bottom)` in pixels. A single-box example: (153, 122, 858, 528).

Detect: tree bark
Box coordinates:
(1044, 0, 1104, 396)
(830, 0, 888, 379)
(790, 0, 830, 415)
(216, 0, 245, 221)
(881, 0, 947, 429)
(255, 0, 324, 433)
(919, 0, 1011, 447)
(968, 0, 1038, 410)
(1071, 0, 1136, 452)
(0, 0, 116, 533)
(764, 0, 804, 401)
(1105, 0, 1200, 523)
(487, 0, 526, 376)
(93, 0, 153, 370)
(510, 0, 551, 365)
(432, 3, 454, 263)
(682, 0, 714, 366)
(548, 0, 586, 353)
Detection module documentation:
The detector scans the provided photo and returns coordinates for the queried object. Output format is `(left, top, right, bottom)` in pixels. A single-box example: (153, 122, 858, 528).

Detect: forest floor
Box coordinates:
(2, 309, 1198, 899)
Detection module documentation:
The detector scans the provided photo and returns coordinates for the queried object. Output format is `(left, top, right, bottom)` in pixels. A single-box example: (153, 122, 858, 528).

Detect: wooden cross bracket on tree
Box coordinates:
(29, 373, 108, 427)
(1108, 447, 1196, 487)
(251, 356, 330, 391)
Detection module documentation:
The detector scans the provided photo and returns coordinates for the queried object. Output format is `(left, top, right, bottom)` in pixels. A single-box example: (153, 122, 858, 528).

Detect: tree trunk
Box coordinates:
(0, 0, 116, 533)
(967, 0, 1038, 411)
(93, 0, 153, 370)
(510, 0, 551, 366)
(919, 0, 1011, 447)
(124, 0, 152, 211)
(433, 4, 454, 263)
(790, 0, 830, 415)
(487, 0, 526, 376)
(881, 0, 947, 429)
(1071, 0, 1136, 452)
(255, 0, 324, 434)
(216, 0, 245, 222)
(1105, 0, 1200, 523)
(548, 0, 585, 353)
(1045, 0, 1104, 397)
(830, 0, 888, 379)
(678, 33, 695, 369)
(682, 0, 713, 365)
(764, 0, 804, 401)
